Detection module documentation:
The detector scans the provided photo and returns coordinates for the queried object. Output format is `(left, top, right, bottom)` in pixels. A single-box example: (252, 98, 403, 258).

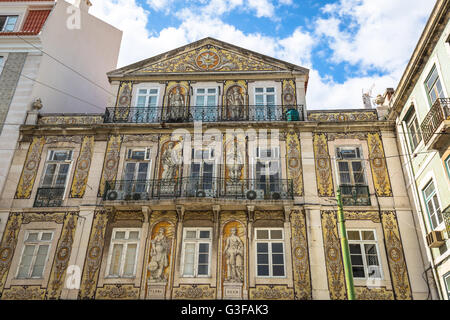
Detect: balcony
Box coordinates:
(420, 98, 450, 149)
(103, 105, 304, 124)
(103, 177, 294, 202)
(34, 187, 65, 207)
(339, 185, 371, 206)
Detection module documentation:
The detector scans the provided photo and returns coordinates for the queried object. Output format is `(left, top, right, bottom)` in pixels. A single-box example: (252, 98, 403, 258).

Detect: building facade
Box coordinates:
(387, 0, 450, 300)
(0, 38, 430, 300)
(0, 0, 122, 195)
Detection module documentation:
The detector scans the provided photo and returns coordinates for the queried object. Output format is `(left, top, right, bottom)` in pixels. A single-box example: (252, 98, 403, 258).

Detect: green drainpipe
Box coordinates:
(336, 188, 356, 300)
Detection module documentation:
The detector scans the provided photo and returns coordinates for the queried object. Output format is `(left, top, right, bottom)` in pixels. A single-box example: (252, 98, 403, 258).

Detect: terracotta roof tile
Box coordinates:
(0, 9, 51, 36)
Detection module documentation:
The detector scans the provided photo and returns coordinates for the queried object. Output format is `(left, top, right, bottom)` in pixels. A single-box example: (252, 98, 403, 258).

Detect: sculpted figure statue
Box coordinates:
(168, 87, 185, 121)
(224, 227, 244, 282)
(226, 146, 243, 182)
(227, 87, 244, 120)
(148, 228, 171, 281)
(161, 142, 180, 180)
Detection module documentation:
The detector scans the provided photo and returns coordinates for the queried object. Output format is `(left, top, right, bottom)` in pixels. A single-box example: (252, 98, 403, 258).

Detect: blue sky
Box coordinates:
(80, 0, 436, 109)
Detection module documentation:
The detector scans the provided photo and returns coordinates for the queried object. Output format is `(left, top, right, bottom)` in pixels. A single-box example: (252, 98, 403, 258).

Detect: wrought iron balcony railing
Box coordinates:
(104, 105, 304, 123)
(34, 187, 65, 207)
(421, 98, 450, 146)
(339, 185, 371, 206)
(103, 177, 294, 201)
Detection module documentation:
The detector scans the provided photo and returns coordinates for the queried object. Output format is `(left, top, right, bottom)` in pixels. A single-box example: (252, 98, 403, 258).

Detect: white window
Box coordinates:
(0, 16, 18, 32)
(254, 146, 281, 194)
(254, 87, 276, 120)
(425, 65, 444, 106)
(16, 230, 54, 279)
(41, 150, 73, 189)
(134, 88, 159, 122)
(255, 228, 285, 277)
(423, 180, 443, 230)
(106, 229, 141, 278)
(347, 229, 382, 279)
(181, 228, 212, 277)
(190, 148, 215, 194)
(194, 88, 218, 121)
(444, 272, 450, 300)
(123, 148, 151, 195)
(404, 108, 422, 151)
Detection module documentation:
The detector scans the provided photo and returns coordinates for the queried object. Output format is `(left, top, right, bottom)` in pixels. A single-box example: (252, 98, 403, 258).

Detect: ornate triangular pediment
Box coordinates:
(108, 38, 308, 77)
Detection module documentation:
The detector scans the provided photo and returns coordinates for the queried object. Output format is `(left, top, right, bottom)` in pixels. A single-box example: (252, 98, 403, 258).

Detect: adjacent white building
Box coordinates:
(0, 0, 122, 195)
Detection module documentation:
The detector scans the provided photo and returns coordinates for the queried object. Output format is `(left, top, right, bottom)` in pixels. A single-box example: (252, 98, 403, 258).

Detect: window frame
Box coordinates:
(122, 148, 152, 181)
(422, 179, 443, 230)
(445, 155, 450, 181)
(15, 230, 54, 279)
(0, 15, 19, 32)
(254, 228, 286, 278)
(39, 149, 74, 200)
(424, 64, 444, 107)
(105, 228, 141, 279)
(347, 229, 383, 280)
(403, 107, 422, 152)
(335, 146, 367, 186)
(444, 271, 450, 300)
(180, 227, 213, 278)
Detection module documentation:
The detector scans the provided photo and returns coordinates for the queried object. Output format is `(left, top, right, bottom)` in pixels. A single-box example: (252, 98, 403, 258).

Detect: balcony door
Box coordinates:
(194, 88, 218, 122)
(123, 149, 151, 194)
(254, 147, 281, 196)
(254, 87, 276, 121)
(190, 149, 215, 196)
(134, 88, 159, 123)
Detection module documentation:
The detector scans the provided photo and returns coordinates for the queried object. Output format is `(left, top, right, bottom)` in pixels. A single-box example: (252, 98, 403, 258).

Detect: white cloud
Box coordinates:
(78, 0, 434, 109)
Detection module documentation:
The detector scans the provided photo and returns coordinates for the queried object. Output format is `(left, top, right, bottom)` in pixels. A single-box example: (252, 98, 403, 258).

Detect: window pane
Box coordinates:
(41, 232, 53, 241)
(42, 164, 57, 186)
(115, 231, 126, 240)
(185, 231, 196, 239)
(149, 89, 158, 94)
(347, 231, 360, 240)
(257, 253, 268, 264)
(272, 253, 284, 264)
(198, 253, 208, 264)
(255, 88, 264, 93)
(256, 230, 269, 240)
(271, 243, 283, 253)
(362, 231, 375, 241)
(257, 265, 269, 276)
(272, 265, 284, 276)
(199, 230, 210, 239)
(351, 254, 364, 266)
(123, 244, 137, 276)
(183, 243, 195, 276)
(109, 244, 123, 276)
(266, 87, 275, 93)
(257, 242, 268, 253)
(26, 233, 39, 242)
(31, 245, 49, 278)
(17, 245, 35, 278)
(352, 266, 365, 278)
(270, 230, 282, 240)
(207, 88, 216, 94)
(349, 244, 361, 254)
(128, 231, 139, 240)
(198, 264, 208, 275)
(199, 243, 209, 253)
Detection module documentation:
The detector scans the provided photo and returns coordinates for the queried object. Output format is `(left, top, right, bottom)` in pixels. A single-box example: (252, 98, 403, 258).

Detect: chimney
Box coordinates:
(74, 0, 92, 13)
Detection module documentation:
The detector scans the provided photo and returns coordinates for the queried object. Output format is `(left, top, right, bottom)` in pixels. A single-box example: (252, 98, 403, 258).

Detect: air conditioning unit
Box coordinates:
(426, 231, 445, 248)
(271, 191, 288, 200)
(106, 190, 128, 201)
(245, 189, 264, 200)
(132, 192, 149, 201)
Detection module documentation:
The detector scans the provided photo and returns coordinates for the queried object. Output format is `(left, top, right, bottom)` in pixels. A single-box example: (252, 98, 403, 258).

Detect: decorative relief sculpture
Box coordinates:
(320, 211, 346, 300)
(381, 211, 412, 300)
(225, 136, 245, 185)
(167, 86, 186, 121)
(70, 136, 94, 198)
(148, 227, 171, 282)
(38, 115, 103, 125)
(224, 227, 244, 283)
(98, 135, 122, 197)
(2, 286, 46, 300)
(356, 286, 394, 300)
(308, 111, 378, 122)
(226, 86, 245, 120)
(15, 137, 45, 199)
(367, 133, 393, 197)
(290, 209, 311, 299)
(286, 130, 303, 196)
(96, 284, 140, 300)
(249, 285, 294, 300)
(160, 141, 182, 180)
(313, 133, 334, 197)
(142, 45, 283, 73)
(173, 285, 216, 299)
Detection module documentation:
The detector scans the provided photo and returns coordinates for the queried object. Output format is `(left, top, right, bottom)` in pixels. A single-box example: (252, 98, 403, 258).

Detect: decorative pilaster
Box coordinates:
(313, 133, 334, 197)
(78, 210, 109, 299)
(114, 81, 133, 120)
(367, 133, 393, 197)
(70, 136, 94, 198)
(320, 211, 346, 300)
(286, 130, 303, 196)
(98, 135, 122, 197)
(290, 208, 311, 299)
(380, 211, 412, 300)
(15, 137, 45, 199)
